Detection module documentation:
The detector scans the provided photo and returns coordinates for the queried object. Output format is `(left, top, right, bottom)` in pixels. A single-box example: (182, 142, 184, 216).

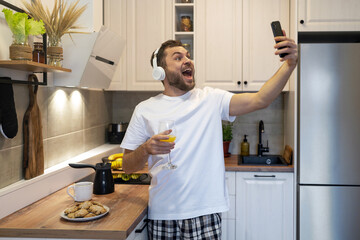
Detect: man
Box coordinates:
(120, 33, 297, 239)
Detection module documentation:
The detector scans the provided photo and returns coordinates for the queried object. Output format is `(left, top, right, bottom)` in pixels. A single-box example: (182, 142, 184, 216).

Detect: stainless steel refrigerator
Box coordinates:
(298, 41, 360, 240)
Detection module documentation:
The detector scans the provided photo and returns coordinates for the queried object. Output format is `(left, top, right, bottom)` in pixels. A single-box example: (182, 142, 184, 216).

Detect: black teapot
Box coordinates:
(69, 162, 114, 195)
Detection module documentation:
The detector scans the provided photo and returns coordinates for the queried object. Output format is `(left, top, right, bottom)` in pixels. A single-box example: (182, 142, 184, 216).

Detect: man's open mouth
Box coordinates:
(182, 68, 193, 78)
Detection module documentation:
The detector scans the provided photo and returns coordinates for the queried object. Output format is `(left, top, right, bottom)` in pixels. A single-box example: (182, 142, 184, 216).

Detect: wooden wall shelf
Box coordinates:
(0, 60, 71, 73)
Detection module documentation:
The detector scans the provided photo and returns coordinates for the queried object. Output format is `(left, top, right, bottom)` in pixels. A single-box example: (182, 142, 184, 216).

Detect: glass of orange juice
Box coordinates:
(159, 120, 177, 169)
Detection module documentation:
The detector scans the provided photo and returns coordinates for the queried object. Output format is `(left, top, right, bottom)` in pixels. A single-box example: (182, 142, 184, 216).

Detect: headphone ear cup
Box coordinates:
(152, 66, 166, 81)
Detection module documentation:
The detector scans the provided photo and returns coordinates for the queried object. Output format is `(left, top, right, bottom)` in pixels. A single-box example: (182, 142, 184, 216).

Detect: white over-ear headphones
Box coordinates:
(152, 48, 166, 81)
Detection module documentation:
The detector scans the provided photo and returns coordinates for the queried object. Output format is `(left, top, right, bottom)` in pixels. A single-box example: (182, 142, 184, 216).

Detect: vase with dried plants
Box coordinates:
(22, 0, 87, 67)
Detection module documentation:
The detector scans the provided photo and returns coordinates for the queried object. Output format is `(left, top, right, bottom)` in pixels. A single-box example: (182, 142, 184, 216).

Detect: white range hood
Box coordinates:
(54, 26, 125, 89)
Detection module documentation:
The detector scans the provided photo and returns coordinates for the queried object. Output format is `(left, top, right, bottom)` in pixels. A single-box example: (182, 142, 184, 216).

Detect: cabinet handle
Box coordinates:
(237, 81, 241, 85)
(254, 174, 276, 178)
(244, 81, 248, 85)
(135, 219, 150, 233)
(300, 20, 304, 24)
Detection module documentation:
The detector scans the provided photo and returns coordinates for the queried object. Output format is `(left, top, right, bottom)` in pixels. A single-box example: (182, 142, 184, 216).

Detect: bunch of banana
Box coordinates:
(108, 153, 123, 161)
(111, 158, 123, 169)
(108, 153, 123, 169)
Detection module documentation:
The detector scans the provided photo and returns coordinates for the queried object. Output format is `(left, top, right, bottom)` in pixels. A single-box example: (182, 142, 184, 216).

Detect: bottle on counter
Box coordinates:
(240, 134, 249, 156)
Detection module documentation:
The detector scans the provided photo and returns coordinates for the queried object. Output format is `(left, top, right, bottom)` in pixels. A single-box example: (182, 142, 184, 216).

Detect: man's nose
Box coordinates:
(184, 56, 192, 64)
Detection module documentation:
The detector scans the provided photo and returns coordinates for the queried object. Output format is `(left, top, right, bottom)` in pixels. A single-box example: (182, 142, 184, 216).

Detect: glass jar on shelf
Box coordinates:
(180, 16, 192, 32)
(32, 42, 45, 63)
(182, 43, 192, 58)
(48, 54, 63, 67)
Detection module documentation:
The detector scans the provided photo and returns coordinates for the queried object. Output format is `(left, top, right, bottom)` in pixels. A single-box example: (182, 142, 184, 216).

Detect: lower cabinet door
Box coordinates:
(127, 215, 148, 240)
(222, 218, 236, 240)
(235, 172, 293, 240)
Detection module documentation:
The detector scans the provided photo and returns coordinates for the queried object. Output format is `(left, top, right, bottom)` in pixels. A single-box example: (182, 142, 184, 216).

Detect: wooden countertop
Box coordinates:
(0, 155, 292, 239)
(0, 184, 149, 239)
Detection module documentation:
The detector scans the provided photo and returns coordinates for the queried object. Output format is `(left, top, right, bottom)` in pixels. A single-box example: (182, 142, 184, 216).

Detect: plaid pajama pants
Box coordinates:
(148, 213, 222, 240)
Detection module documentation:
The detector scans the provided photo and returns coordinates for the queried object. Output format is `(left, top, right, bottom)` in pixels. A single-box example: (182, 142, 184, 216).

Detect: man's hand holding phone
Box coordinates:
(271, 21, 298, 65)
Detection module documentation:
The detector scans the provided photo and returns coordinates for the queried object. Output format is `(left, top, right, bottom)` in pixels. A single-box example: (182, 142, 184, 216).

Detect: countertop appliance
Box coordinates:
(108, 123, 128, 144)
(298, 33, 360, 240)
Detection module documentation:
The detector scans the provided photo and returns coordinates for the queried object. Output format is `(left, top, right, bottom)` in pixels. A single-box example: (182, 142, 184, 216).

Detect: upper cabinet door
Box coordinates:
(196, 0, 289, 91)
(196, 0, 243, 91)
(126, 0, 172, 91)
(105, 0, 127, 90)
(243, 0, 289, 91)
(298, 0, 360, 32)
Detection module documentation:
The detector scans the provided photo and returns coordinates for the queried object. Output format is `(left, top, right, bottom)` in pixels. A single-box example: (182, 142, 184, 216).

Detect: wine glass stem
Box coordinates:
(168, 153, 172, 165)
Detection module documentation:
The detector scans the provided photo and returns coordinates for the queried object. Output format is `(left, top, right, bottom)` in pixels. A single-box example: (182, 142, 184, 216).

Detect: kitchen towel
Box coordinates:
(0, 83, 18, 139)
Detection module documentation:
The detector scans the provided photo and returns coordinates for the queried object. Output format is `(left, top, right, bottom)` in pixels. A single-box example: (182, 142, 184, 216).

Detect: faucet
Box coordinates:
(258, 120, 269, 156)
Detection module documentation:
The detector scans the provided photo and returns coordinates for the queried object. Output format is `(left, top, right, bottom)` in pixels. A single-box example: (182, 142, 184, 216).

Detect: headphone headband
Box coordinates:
(152, 48, 160, 68)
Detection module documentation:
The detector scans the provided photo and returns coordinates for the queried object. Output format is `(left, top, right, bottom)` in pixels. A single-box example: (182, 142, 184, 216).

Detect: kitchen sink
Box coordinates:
(238, 155, 288, 166)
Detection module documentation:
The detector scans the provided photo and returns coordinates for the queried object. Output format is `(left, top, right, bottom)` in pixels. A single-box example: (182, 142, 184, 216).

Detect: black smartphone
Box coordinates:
(271, 21, 288, 58)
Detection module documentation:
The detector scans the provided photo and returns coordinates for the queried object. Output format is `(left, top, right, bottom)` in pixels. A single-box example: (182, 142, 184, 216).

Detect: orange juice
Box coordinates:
(160, 135, 176, 142)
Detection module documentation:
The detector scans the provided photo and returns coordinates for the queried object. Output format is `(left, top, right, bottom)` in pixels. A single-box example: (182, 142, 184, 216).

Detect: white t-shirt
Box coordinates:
(120, 87, 235, 220)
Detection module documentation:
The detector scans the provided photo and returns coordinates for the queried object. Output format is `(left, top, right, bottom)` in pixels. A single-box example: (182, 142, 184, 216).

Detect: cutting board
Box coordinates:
(282, 145, 293, 165)
(23, 74, 44, 180)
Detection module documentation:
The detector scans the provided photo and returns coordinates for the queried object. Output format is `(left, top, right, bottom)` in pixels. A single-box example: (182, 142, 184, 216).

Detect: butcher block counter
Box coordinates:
(0, 155, 293, 239)
(0, 184, 149, 239)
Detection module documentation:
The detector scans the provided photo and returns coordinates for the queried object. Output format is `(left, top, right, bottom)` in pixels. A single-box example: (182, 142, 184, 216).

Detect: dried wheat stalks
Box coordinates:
(22, 0, 87, 45)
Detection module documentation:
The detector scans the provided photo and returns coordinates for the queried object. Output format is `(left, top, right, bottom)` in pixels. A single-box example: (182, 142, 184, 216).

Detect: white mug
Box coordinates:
(67, 181, 93, 202)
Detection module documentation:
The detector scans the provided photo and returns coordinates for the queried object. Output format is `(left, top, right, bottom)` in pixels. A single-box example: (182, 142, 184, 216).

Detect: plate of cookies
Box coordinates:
(61, 200, 109, 222)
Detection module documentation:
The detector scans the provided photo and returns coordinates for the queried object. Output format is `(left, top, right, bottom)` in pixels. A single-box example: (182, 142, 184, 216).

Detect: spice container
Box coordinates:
(180, 16, 192, 31)
(183, 43, 191, 52)
(32, 42, 45, 63)
(182, 43, 192, 58)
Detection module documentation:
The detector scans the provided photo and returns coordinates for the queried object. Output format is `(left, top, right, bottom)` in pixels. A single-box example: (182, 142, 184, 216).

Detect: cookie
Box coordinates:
(64, 205, 79, 215)
(89, 205, 106, 215)
(84, 213, 97, 218)
(74, 208, 89, 218)
(79, 200, 93, 209)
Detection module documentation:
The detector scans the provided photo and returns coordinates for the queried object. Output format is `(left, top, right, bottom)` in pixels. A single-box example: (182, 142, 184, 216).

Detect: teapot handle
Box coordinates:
(69, 163, 96, 171)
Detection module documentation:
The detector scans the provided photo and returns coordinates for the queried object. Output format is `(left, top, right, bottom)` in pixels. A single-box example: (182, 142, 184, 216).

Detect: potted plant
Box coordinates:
(22, 0, 87, 66)
(222, 121, 233, 157)
(2, 8, 45, 60)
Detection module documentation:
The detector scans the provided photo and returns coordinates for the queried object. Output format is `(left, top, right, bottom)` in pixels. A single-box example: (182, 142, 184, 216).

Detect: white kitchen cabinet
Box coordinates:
(173, 1, 195, 60)
(77, 0, 103, 32)
(104, 0, 127, 90)
(298, 0, 360, 32)
(106, 0, 290, 91)
(196, 0, 289, 91)
(223, 171, 236, 240)
(235, 172, 293, 240)
(105, 0, 172, 91)
(126, 215, 148, 240)
(242, 0, 289, 91)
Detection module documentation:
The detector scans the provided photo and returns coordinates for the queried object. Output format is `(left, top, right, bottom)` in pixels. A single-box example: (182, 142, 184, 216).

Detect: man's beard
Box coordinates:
(166, 70, 195, 92)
